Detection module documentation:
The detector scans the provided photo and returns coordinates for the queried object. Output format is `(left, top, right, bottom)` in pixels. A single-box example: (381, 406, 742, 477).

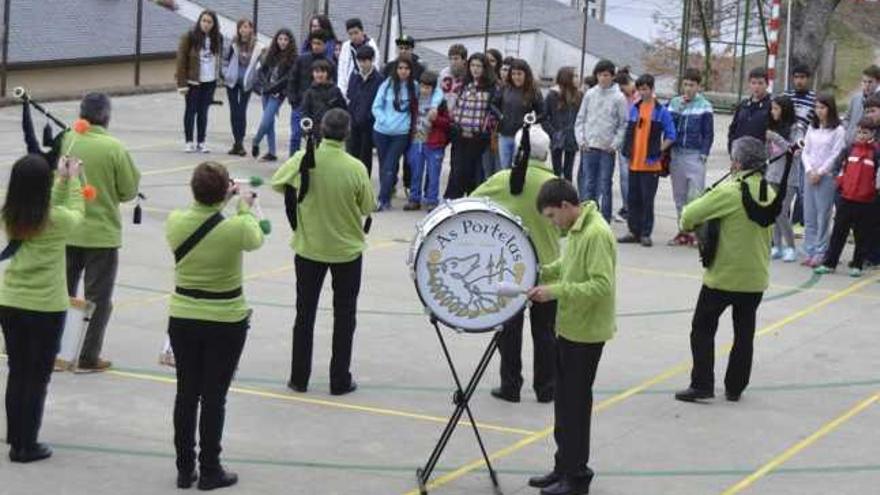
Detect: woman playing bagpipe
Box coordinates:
(165, 162, 266, 490)
(675, 136, 797, 404)
(270, 110, 375, 396)
(1, 154, 85, 463)
(471, 113, 562, 404)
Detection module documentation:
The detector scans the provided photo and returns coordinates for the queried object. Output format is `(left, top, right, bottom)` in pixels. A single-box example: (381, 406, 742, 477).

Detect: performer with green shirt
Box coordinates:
(62, 93, 141, 372)
(675, 136, 775, 403)
(527, 179, 616, 495)
(165, 162, 265, 490)
(271, 109, 376, 396)
(472, 125, 561, 403)
(1, 154, 85, 463)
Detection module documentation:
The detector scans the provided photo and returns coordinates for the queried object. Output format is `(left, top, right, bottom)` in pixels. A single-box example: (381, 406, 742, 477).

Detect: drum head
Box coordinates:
(410, 200, 539, 332)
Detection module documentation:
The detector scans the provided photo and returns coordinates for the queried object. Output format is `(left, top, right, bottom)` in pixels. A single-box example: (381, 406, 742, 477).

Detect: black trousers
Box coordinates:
(226, 84, 252, 146)
(689, 285, 763, 395)
(1, 307, 65, 451)
(445, 136, 488, 199)
(347, 123, 375, 177)
(551, 148, 577, 183)
(169, 316, 248, 475)
(290, 254, 362, 392)
(184, 81, 217, 144)
(66, 246, 118, 365)
(497, 301, 557, 397)
(626, 171, 660, 238)
(553, 337, 604, 479)
(823, 199, 874, 270)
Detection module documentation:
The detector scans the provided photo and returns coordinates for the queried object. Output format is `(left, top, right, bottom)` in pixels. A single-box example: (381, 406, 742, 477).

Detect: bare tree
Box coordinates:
(788, 0, 843, 75)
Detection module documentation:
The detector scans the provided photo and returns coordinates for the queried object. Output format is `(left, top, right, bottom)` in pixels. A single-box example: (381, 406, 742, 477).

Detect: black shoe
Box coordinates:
(251, 144, 259, 158)
(197, 469, 238, 491)
(227, 145, 240, 156)
(259, 153, 277, 162)
(536, 390, 554, 403)
(674, 387, 715, 402)
(541, 476, 591, 495)
(725, 391, 741, 402)
(330, 381, 358, 396)
(287, 380, 307, 393)
(490, 387, 520, 403)
(640, 237, 653, 247)
(10, 443, 53, 463)
(529, 471, 562, 488)
(177, 471, 198, 489)
(617, 233, 639, 244)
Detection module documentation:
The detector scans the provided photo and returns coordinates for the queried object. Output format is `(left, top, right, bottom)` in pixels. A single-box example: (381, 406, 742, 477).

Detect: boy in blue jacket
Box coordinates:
(668, 68, 714, 246)
(346, 45, 384, 176)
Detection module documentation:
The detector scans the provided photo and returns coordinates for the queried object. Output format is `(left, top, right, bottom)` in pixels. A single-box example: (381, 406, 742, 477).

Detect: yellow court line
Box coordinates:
(402, 275, 880, 495)
(720, 391, 880, 495)
(140, 157, 250, 177)
(106, 370, 535, 437)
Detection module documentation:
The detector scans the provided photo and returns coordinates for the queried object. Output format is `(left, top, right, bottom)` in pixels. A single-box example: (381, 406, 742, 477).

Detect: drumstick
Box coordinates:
(492, 281, 530, 297)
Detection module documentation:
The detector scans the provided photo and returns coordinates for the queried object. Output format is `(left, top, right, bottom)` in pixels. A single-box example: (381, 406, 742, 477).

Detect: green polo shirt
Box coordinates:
(271, 139, 376, 263)
(681, 171, 774, 293)
(472, 159, 562, 269)
(61, 126, 141, 248)
(1, 177, 85, 312)
(166, 201, 265, 322)
(542, 202, 616, 343)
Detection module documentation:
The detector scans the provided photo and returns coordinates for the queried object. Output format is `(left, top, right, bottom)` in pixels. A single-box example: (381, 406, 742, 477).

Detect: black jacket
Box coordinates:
(728, 94, 771, 153)
(287, 52, 337, 108)
(495, 86, 544, 137)
(346, 68, 385, 128)
(542, 89, 580, 151)
(301, 82, 348, 128)
(256, 57, 293, 99)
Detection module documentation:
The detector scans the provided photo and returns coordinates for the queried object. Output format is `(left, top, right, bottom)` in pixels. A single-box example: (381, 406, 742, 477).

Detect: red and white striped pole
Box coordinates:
(767, 0, 782, 93)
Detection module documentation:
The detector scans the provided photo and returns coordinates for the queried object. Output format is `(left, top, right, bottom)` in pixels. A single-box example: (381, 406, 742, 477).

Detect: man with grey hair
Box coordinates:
(472, 126, 562, 403)
(63, 92, 141, 371)
(674, 136, 774, 403)
(270, 108, 375, 396)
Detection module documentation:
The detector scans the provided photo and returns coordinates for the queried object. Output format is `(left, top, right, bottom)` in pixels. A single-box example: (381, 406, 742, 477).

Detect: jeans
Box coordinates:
(577, 149, 615, 221)
(253, 95, 283, 155)
(772, 184, 797, 249)
(169, 317, 247, 475)
(618, 154, 629, 212)
(670, 149, 706, 221)
(497, 301, 557, 397)
(481, 148, 500, 182)
(407, 142, 445, 206)
(626, 171, 660, 238)
(183, 81, 216, 144)
(290, 254, 362, 392)
(497, 134, 517, 170)
(689, 286, 763, 395)
(226, 85, 251, 146)
(1, 308, 65, 451)
(347, 124, 375, 177)
(66, 247, 118, 364)
(553, 337, 604, 479)
(551, 148, 576, 182)
(289, 106, 303, 156)
(803, 174, 836, 258)
(374, 131, 411, 207)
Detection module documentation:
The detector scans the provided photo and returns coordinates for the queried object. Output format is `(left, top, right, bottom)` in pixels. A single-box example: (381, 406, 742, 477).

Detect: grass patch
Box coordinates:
(827, 18, 875, 107)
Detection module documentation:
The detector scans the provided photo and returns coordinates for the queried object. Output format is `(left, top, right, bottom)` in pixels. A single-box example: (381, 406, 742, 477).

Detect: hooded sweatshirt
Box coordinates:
(573, 83, 629, 151)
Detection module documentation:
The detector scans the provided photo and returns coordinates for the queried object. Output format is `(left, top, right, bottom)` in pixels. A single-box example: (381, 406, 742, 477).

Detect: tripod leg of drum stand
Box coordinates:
(416, 321, 502, 494)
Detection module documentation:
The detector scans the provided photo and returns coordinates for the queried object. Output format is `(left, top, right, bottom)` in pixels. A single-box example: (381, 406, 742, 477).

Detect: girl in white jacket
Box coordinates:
(221, 19, 262, 156)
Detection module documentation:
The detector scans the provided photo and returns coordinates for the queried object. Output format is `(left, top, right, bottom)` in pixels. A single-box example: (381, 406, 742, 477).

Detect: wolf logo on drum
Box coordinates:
(426, 249, 527, 319)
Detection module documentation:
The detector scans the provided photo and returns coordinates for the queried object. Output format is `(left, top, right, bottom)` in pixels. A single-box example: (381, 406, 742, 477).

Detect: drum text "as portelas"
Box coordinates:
(435, 220, 525, 262)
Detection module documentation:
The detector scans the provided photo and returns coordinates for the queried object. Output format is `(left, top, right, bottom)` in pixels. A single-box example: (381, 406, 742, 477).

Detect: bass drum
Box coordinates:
(407, 198, 539, 333)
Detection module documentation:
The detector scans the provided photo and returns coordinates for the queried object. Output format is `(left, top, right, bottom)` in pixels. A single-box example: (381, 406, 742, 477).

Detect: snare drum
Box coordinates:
(408, 198, 539, 332)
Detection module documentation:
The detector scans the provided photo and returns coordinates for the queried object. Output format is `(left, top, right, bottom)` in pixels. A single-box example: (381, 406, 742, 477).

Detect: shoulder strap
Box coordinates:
(174, 212, 224, 264)
(0, 240, 22, 262)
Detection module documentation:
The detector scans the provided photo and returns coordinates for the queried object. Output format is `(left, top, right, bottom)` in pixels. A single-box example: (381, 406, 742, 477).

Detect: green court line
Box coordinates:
(109, 366, 880, 397)
(115, 273, 821, 320)
(9, 439, 880, 479)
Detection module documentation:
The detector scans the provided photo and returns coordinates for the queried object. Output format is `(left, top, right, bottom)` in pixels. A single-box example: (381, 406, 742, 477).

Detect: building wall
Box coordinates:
(5, 59, 177, 98)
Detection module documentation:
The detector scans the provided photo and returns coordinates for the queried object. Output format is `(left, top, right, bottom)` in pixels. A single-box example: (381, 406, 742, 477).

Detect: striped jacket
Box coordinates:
(668, 93, 714, 156)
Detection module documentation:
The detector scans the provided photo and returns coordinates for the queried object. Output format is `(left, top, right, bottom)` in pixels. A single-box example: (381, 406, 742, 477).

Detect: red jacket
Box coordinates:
(836, 141, 878, 203)
(426, 105, 452, 149)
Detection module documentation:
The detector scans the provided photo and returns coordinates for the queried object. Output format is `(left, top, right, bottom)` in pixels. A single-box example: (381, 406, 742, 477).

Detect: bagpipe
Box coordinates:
(508, 112, 537, 195)
(282, 117, 372, 234)
(695, 141, 802, 268)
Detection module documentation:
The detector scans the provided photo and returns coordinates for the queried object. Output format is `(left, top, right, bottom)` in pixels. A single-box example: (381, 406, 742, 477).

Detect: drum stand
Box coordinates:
(416, 316, 502, 495)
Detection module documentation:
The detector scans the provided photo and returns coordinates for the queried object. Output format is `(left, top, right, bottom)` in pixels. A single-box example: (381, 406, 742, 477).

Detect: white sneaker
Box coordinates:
(184, 142, 196, 153)
(770, 247, 782, 259)
(782, 247, 797, 263)
(197, 143, 210, 153)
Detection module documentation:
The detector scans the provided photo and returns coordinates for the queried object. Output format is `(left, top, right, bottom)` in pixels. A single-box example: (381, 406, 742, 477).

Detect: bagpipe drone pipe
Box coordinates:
(695, 141, 802, 268)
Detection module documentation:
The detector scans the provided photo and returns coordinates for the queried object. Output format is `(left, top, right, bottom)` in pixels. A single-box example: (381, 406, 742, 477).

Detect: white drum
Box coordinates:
(408, 198, 539, 333)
